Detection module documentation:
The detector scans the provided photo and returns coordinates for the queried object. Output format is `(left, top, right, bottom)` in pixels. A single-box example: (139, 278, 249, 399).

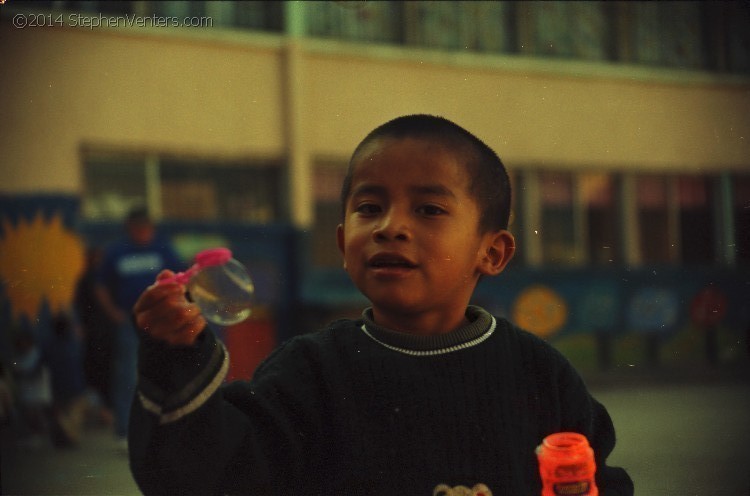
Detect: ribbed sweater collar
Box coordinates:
(360, 305, 494, 353)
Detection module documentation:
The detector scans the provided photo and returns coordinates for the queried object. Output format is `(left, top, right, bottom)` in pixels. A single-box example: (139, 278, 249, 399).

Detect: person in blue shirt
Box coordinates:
(95, 207, 182, 447)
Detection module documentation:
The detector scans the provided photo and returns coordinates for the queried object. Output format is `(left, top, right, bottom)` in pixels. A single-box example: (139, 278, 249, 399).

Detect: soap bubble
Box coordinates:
(188, 257, 254, 326)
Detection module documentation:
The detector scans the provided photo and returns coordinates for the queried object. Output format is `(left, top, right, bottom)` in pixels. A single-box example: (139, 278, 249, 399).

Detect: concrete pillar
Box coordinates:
(283, 1, 312, 229)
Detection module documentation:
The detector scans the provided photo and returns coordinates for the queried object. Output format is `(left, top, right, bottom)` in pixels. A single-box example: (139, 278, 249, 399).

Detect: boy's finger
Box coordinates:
(163, 318, 206, 346)
(155, 269, 176, 282)
(150, 305, 205, 345)
(133, 282, 185, 314)
(138, 301, 202, 339)
(134, 292, 185, 331)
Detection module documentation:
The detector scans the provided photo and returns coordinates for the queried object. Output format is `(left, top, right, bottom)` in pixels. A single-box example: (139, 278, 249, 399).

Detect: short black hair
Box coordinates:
(340, 114, 511, 232)
(126, 206, 151, 225)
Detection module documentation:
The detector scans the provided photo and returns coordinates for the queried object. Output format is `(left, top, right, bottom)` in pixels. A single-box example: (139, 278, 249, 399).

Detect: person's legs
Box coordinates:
(85, 327, 113, 405)
(84, 326, 115, 425)
(111, 320, 137, 440)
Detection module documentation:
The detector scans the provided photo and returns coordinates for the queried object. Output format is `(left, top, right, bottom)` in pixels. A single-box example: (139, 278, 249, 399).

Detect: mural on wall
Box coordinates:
(511, 284, 568, 338)
(0, 196, 85, 360)
(0, 211, 85, 323)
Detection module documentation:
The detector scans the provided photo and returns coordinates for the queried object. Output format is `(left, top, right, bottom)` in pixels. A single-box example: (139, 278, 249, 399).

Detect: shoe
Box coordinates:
(115, 436, 129, 454)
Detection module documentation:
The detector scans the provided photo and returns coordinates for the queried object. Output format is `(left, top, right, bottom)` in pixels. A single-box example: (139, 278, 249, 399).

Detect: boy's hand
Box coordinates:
(134, 270, 206, 347)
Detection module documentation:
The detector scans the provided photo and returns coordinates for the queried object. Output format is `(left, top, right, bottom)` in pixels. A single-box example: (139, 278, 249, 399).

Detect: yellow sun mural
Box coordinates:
(512, 284, 568, 338)
(0, 212, 85, 322)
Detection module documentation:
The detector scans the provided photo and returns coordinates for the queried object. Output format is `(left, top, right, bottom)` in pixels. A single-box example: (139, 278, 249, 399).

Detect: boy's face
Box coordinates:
(337, 137, 514, 334)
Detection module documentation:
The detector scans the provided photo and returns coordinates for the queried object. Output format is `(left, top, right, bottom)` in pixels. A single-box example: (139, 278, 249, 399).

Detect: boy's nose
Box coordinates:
(372, 211, 410, 241)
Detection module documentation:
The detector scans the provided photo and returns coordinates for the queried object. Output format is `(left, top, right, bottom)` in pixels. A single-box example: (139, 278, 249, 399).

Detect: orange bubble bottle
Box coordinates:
(536, 432, 598, 496)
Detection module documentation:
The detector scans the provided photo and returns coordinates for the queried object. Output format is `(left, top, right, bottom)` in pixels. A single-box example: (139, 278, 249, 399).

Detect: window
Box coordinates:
(152, 1, 207, 20)
(82, 153, 281, 223)
(580, 173, 620, 265)
(83, 155, 147, 220)
(539, 171, 577, 265)
(306, 1, 402, 44)
(160, 159, 279, 222)
(678, 175, 715, 264)
(636, 175, 672, 265)
(233, 1, 283, 31)
(37, 1, 283, 31)
(628, 2, 708, 70)
(43, 1, 134, 15)
(403, 1, 516, 53)
(24, 1, 749, 74)
(725, 3, 750, 73)
(195, 1, 283, 31)
(527, 1, 614, 61)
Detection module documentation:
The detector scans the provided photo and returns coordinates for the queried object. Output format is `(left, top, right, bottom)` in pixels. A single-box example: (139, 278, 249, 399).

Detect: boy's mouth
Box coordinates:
(368, 253, 417, 269)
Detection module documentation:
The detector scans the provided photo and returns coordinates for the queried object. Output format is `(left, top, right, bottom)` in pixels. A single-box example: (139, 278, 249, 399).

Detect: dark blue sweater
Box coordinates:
(129, 306, 633, 495)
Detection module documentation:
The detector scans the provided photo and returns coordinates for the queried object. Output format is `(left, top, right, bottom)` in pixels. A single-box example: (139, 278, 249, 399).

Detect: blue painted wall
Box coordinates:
(2, 194, 748, 370)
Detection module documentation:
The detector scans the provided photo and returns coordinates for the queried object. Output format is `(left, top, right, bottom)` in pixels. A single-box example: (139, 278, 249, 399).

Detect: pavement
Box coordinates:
(2, 366, 749, 495)
(1, 423, 139, 495)
(592, 374, 750, 495)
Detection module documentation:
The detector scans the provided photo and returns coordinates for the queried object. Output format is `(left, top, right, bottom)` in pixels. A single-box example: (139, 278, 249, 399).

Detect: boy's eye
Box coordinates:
(417, 205, 446, 216)
(355, 203, 381, 215)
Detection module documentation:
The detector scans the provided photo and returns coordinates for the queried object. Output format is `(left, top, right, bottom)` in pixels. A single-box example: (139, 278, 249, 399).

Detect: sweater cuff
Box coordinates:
(136, 327, 229, 425)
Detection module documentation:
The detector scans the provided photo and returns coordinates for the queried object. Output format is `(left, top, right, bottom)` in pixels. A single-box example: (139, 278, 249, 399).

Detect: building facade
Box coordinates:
(1, 1, 749, 374)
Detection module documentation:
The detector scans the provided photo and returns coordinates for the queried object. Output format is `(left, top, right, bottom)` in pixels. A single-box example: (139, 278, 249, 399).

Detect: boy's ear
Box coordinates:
(478, 230, 515, 276)
(336, 224, 346, 268)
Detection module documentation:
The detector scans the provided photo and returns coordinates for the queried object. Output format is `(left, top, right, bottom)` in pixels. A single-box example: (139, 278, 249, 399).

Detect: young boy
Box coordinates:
(130, 115, 633, 495)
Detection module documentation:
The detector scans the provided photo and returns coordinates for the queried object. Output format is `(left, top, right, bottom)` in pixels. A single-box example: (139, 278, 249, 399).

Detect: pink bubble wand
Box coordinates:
(157, 247, 233, 286)
(156, 247, 254, 326)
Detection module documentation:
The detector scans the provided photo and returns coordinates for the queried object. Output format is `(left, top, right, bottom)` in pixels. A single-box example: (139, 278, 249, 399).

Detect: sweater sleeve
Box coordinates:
(129, 328, 237, 495)
(128, 328, 325, 495)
